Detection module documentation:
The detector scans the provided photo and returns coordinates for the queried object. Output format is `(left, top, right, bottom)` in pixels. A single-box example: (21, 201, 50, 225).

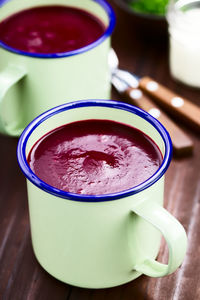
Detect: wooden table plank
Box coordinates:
(0, 1, 200, 299)
(0, 138, 69, 300)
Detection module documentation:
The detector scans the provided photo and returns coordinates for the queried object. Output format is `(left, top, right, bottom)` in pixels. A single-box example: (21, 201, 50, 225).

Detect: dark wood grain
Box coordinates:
(1, 1, 200, 299)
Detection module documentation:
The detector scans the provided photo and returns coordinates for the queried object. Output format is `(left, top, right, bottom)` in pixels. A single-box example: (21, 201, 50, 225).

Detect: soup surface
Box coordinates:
(0, 6, 106, 54)
(28, 119, 163, 195)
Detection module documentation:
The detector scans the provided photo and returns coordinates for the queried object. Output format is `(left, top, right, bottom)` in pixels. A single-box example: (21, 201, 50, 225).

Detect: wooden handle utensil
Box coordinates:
(124, 87, 193, 156)
(139, 76, 200, 131)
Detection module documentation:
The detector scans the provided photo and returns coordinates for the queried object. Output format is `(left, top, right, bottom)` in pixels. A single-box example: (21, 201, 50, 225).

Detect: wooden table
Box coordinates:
(0, 2, 200, 299)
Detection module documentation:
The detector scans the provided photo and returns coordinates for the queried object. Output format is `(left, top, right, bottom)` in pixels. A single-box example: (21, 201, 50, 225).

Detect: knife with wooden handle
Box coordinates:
(124, 87, 193, 156)
(112, 75, 193, 156)
(139, 76, 200, 131)
(109, 49, 200, 133)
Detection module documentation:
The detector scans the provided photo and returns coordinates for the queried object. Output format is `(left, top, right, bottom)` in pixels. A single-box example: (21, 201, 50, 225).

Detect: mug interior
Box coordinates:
(0, 0, 115, 58)
(17, 100, 172, 201)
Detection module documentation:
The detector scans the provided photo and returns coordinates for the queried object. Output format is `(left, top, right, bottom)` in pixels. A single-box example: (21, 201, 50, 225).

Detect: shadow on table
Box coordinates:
(67, 275, 154, 300)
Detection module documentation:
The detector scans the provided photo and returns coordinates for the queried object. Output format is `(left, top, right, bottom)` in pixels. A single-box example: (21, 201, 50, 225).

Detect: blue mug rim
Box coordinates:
(0, 0, 116, 59)
(17, 100, 173, 202)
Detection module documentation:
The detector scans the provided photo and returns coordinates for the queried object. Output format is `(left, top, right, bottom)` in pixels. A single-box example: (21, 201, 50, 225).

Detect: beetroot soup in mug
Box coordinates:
(0, 0, 115, 136)
(17, 100, 187, 289)
(0, 5, 106, 54)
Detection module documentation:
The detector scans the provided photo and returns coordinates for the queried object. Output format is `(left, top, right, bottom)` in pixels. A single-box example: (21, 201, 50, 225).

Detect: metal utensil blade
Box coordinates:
(109, 49, 139, 90)
(115, 69, 139, 89)
(111, 74, 129, 93)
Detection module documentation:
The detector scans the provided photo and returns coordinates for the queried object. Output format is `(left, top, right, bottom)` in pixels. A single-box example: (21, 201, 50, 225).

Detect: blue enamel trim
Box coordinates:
(0, 0, 12, 7)
(0, 0, 115, 58)
(17, 100, 173, 202)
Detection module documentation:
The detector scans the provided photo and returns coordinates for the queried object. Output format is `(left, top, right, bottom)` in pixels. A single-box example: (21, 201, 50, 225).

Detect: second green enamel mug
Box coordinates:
(0, 0, 115, 136)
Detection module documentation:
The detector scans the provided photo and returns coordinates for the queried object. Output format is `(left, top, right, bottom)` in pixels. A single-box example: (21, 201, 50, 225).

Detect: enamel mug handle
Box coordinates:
(0, 65, 27, 136)
(139, 76, 200, 132)
(132, 200, 187, 277)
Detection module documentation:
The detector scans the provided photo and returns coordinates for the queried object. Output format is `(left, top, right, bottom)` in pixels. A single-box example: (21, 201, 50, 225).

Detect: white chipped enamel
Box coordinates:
(148, 108, 161, 119)
(130, 89, 143, 100)
(146, 81, 159, 91)
(171, 97, 184, 107)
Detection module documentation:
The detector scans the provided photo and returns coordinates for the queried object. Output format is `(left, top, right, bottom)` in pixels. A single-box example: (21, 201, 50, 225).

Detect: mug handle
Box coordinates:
(0, 65, 27, 136)
(132, 200, 187, 277)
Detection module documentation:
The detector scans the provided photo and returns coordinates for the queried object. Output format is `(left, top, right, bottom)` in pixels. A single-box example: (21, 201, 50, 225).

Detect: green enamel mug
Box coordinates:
(17, 100, 187, 289)
(0, 0, 115, 136)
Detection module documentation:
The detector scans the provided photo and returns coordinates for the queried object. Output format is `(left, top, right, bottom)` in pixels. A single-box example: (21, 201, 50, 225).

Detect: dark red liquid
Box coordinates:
(0, 6, 106, 54)
(27, 120, 163, 195)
